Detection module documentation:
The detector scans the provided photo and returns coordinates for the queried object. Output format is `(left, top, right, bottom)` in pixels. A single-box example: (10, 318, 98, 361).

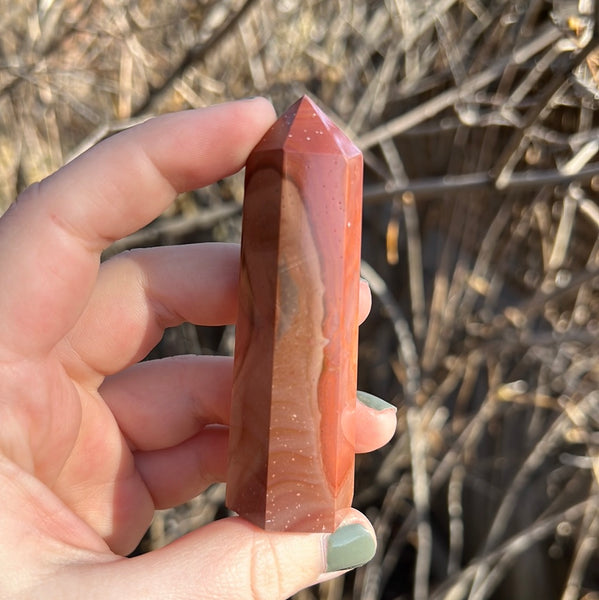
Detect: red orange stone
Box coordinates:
(226, 96, 363, 532)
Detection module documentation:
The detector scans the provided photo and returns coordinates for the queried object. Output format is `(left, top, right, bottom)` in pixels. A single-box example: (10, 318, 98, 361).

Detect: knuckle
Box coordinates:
(248, 533, 284, 600)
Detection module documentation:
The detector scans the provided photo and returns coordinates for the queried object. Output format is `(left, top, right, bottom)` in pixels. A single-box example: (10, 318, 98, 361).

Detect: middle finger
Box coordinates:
(63, 243, 239, 381)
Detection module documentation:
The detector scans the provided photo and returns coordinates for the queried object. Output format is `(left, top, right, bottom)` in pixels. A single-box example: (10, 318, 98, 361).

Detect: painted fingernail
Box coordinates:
(357, 390, 396, 412)
(326, 523, 376, 572)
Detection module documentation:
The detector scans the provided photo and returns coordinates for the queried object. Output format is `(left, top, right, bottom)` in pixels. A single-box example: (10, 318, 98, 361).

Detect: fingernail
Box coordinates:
(326, 523, 376, 572)
(357, 390, 396, 412)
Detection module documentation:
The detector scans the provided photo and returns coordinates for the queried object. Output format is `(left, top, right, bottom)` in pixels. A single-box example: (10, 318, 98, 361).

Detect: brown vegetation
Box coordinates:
(2, 0, 599, 598)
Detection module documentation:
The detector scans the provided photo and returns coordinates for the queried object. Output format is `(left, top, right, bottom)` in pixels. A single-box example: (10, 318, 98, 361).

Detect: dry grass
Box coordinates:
(2, 0, 599, 598)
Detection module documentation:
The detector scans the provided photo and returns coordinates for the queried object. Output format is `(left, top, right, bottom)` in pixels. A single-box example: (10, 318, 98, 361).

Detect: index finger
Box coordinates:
(0, 98, 276, 357)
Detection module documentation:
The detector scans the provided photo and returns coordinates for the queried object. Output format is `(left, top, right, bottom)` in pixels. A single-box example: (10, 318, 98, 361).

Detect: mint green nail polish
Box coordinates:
(326, 523, 376, 572)
(357, 390, 396, 412)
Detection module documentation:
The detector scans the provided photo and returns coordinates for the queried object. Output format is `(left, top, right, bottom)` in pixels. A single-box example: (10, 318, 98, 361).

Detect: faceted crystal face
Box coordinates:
(226, 96, 363, 532)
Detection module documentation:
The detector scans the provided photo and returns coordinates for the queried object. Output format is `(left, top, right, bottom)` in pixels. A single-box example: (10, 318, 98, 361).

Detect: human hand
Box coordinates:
(0, 98, 396, 599)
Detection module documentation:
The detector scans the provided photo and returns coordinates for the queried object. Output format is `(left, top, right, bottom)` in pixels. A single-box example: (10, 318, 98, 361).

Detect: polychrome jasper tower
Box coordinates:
(226, 96, 363, 532)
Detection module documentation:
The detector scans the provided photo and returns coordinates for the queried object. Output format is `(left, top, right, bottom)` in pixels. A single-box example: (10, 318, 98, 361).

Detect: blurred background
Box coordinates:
(2, 0, 599, 598)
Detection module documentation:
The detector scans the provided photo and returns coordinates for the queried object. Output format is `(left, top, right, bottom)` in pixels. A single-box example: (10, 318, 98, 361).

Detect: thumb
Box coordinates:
(80, 511, 376, 599)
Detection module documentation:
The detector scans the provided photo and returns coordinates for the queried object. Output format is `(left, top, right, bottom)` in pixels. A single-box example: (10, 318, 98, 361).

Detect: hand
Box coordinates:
(0, 98, 396, 599)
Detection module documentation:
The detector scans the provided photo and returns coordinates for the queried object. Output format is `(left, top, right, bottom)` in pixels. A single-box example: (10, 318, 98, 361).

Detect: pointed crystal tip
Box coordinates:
(253, 96, 361, 157)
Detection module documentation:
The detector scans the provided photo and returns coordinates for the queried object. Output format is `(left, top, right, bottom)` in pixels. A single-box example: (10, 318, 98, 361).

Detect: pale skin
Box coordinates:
(0, 98, 396, 599)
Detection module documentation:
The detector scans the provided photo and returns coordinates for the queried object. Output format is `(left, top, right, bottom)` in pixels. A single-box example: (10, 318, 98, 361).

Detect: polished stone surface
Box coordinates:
(226, 96, 363, 532)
